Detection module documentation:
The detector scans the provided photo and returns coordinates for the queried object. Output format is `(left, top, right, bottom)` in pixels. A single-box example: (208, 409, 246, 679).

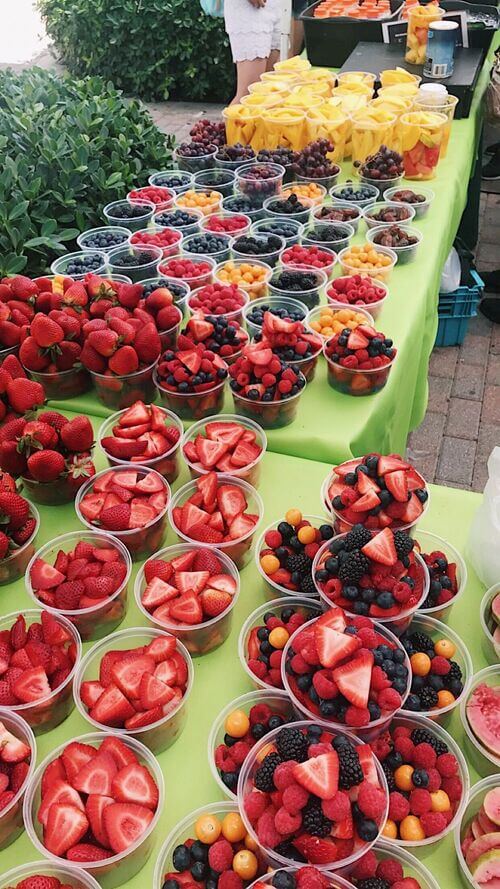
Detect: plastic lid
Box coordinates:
(430, 19, 459, 29)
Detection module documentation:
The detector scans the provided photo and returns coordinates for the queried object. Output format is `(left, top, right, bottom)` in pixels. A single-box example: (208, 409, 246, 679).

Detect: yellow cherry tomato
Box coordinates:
(285, 508, 302, 526)
(394, 764, 414, 792)
(382, 818, 398, 839)
(195, 813, 222, 844)
(434, 638, 456, 659)
(225, 709, 250, 738)
(233, 850, 259, 880)
(268, 627, 290, 649)
(400, 815, 425, 841)
(222, 812, 247, 842)
(260, 554, 280, 576)
(410, 652, 431, 676)
(298, 525, 317, 545)
(431, 790, 451, 813)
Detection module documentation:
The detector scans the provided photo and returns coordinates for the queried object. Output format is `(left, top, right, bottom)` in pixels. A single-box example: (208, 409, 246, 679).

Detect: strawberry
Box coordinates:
(144, 558, 173, 584)
(0, 680, 17, 705)
(90, 684, 136, 726)
(0, 491, 29, 529)
(10, 614, 27, 650)
(60, 415, 94, 452)
(83, 575, 117, 599)
(109, 345, 139, 375)
(19, 337, 49, 371)
(293, 751, 339, 800)
(12, 516, 37, 545)
(67, 842, 113, 861)
(199, 588, 232, 618)
(169, 592, 203, 624)
(27, 449, 65, 482)
(133, 322, 161, 364)
(80, 680, 105, 708)
(81, 341, 107, 373)
(192, 549, 222, 574)
(111, 654, 155, 699)
(72, 751, 117, 796)
(41, 610, 71, 646)
(0, 470, 17, 491)
(361, 528, 397, 566)
(119, 400, 151, 426)
(138, 673, 176, 710)
(6, 377, 45, 414)
(16, 877, 60, 889)
(54, 580, 84, 610)
(31, 314, 64, 348)
(60, 741, 95, 782)
(0, 441, 28, 475)
(63, 281, 88, 306)
(87, 328, 119, 357)
(0, 418, 25, 443)
(18, 420, 58, 452)
(0, 531, 9, 558)
(189, 524, 224, 544)
(12, 665, 51, 702)
(332, 650, 374, 709)
(38, 410, 68, 432)
(44, 803, 89, 856)
(10, 760, 29, 792)
(111, 762, 159, 810)
(100, 503, 131, 531)
(0, 720, 31, 761)
(314, 625, 361, 669)
(99, 735, 138, 770)
(101, 436, 147, 459)
(24, 640, 52, 670)
(103, 802, 154, 854)
(30, 558, 65, 590)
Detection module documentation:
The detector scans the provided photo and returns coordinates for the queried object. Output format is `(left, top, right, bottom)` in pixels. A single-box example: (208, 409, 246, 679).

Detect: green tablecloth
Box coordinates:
(0, 415, 488, 887)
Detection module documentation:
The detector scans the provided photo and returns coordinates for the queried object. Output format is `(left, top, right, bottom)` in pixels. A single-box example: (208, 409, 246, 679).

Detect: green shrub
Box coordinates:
(0, 67, 173, 276)
(38, 0, 235, 103)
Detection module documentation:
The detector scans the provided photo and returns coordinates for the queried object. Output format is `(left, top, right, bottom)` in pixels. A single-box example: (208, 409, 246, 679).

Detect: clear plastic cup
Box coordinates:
(231, 233, 286, 269)
(158, 255, 216, 289)
(26, 365, 91, 401)
(23, 730, 164, 887)
(154, 207, 203, 237)
(330, 182, 379, 209)
(337, 71, 376, 88)
(0, 344, 19, 364)
(283, 182, 328, 207)
(193, 168, 236, 197)
(281, 246, 337, 281)
(183, 232, 232, 264)
(0, 502, 39, 585)
(256, 514, 331, 600)
(26, 530, 132, 642)
(175, 189, 223, 217)
(173, 146, 218, 173)
(283, 618, 411, 742)
(351, 112, 397, 166)
(154, 368, 227, 422)
(359, 173, 403, 197)
(323, 339, 396, 396)
(263, 194, 314, 225)
(259, 110, 307, 151)
(238, 597, 322, 690)
(363, 201, 416, 229)
(403, 614, 472, 727)
(223, 194, 266, 223)
(50, 251, 108, 281)
(307, 303, 374, 339)
(107, 244, 163, 283)
(296, 168, 341, 191)
(201, 212, 252, 238)
(342, 840, 440, 889)
(366, 225, 423, 265)
(413, 95, 458, 158)
(77, 225, 130, 251)
(251, 218, 304, 249)
(454, 774, 500, 889)
(314, 201, 362, 233)
(302, 221, 355, 252)
(480, 583, 500, 665)
(103, 199, 156, 232)
(400, 111, 448, 180)
(306, 111, 349, 164)
(134, 542, 240, 656)
(0, 862, 101, 889)
(269, 268, 328, 310)
(181, 413, 267, 487)
(73, 628, 193, 753)
(215, 151, 257, 171)
(243, 295, 308, 338)
(98, 406, 183, 483)
(460, 665, 500, 778)
(129, 226, 183, 259)
(75, 464, 170, 561)
(223, 105, 262, 149)
(215, 258, 272, 299)
(90, 358, 159, 411)
(127, 186, 174, 212)
(236, 163, 286, 203)
(412, 530, 467, 621)
(248, 867, 355, 889)
(21, 463, 95, 505)
(231, 375, 307, 430)
(238, 720, 389, 869)
(168, 473, 263, 569)
(141, 276, 190, 314)
(208, 690, 298, 800)
(0, 709, 36, 851)
(406, 4, 444, 64)
(149, 169, 193, 193)
(0, 609, 81, 733)
(383, 185, 435, 219)
(337, 244, 397, 283)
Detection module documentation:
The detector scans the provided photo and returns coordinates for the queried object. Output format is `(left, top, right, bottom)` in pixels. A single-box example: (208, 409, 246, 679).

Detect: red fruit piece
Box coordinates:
(293, 751, 339, 800)
(332, 650, 373, 709)
(111, 762, 159, 810)
(103, 801, 154, 853)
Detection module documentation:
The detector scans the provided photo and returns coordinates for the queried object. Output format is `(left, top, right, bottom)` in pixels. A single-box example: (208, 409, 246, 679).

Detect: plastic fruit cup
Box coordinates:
(0, 709, 36, 851)
(284, 340, 323, 382)
(90, 358, 158, 411)
(128, 186, 174, 212)
(134, 542, 240, 656)
(337, 70, 376, 87)
(383, 185, 435, 219)
(262, 194, 314, 225)
(406, 4, 444, 64)
(223, 195, 266, 223)
(460, 665, 500, 778)
(282, 248, 337, 281)
(103, 200, 156, 232)
(73, 629, 193, 753)
(256, 514, 331, 600)
(216, 153, 257, 171)
(314, 202, 363, 234)
(413, 95, 459, 159)
(248, 867, 355, 889)
(23, 731, 164, 887)
(283, 619, 411, 742)
(231, 374, 307, 430)
(173, 146, 218, 173)
(251, 218, 304, 249)
(238, 597, 322, 690)
(155, 208, 203, 238)
(98, 406, 183, 483)
(360, 173, 403, 197)
(129, 227, 183, 259)
(238, 719, 389, 869)
(149, 169, 193, 193)
(154, 370, 227, 422)
(243, 295, 308, 338)
(168, 473, 263, 570)
(0, 862, 101, 889)
(26, 530, 132, 642)
(181, 413, 267, 487)
(480, 583, 500, 665)
(50, 251, 108, 281)
(342, 840, 440, 889)
(323, 339, 396, 396)
(183, 233, 233, 265)
(22, 462, 94, 504)
(77, 226, 130, 250)
(269, 268, 328, 310)
(330, 182, 379, 209)
(208, 689, 296, 800)
(236, 163, 286, 203)
(192, 168, 236, 197)
(143, 277, 190, 315)
(351, 113, 397, 166)
(107, 244, 163, 283)
(366, 226, 423, 265)
(201, 212, 252, 238)
(231, 234, 286, 270)
(283, 183, 327, 207)
(306, 304, 374, 339)
(0, 503, 39, 585)
(0, 344, 19, 364)
(175, 189, 223, 218)
(214, 259, 272, 300)
(26, 363, 91, 400)
(302, 222, 355, 253)
(0, 609, 81, 733)
(75, 465, 170, 561)
(158, 256, 216, 290)
(403, 614, 472, 728)
(363, 202, 416, 229)
(454, 775, 500, 889)
(413, 530, 467, 621)
(296, 168, 341, 191)
(337, 244, 397, 283)
(400, 112, 448, 180)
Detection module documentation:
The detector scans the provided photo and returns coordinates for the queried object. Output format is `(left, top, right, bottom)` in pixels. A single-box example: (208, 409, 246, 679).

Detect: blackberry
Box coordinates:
(275, 727, 309, 763)
(338, 551, 370, 584)
(274, 841, 306, 862)
(254, 752, 281, 791)
(408, 631, 434, 653)
(381, 760, 396, 792)
(357, 880, 390, 889)
(337, 744, 363, 789)
(419, 687, 439, 709)
(343, 524, 372, 551)
(300, 575, 317, 596)
(393, 530, 414, 559)
(302, 799, 332, 837)
(286, 553, 311, 576)
(410, 728, 448, 756)
(446, 662, 463, 683)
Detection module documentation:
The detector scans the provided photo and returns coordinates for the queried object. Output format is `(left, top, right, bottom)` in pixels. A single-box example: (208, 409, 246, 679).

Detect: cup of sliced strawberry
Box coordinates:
(0, 609, 81, 734)
(75, 465, 170, 561)
(73, 627, 193, 753)
(135, 543, 240, 656)
(26, 531, 133, 642)
(1, 862, 102, 889)
(168, 471, 263, 569)
(23, 731, 164, 886)
(181, 414, 267, 488)
(0, 710, 36, 851)
(98, 400, 183, 484)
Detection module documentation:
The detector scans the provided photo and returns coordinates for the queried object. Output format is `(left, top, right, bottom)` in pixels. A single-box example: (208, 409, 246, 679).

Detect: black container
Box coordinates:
(440, 0, 499, 50)
(301, 0, 403, 68)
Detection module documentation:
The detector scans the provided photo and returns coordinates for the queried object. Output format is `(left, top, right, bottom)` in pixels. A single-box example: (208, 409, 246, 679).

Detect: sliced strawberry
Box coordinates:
(357, 744, 380, 785)
(72, 751, 117, 796)
(112, 470, 138, 490)
(196, 471, 218, 509)
(385, 470, 409, 502)
(178, 350, 201, 374)
(61, 741, 96, 782)
(145, 635, 176, 662)
(228, 513, 256, 540)
(79, 492, 106, 522)
(208, 511, 224, 532)
(200, 588, 232, 618)
(38, 779, 85, 827)
(230, 441, 261, 468)
(217, 484, 246, 524)
(209, 573, 237, 595)
(170, 550, 196, 572)
(399, 492, 424, 524)
(135, 472, 164, 494)
(361, 528, 397, 566)
(315, 606, 346, 632)
(194, 436, 229, 469)
(130, 500, 157, 528)
(169, 592, 203, 625)
(29, 559, 65, 591)
(139, 673, 176, 710)
(293, 751, 339, 800)
(142, 578, 178, 610)
(314, 625, 361, 669)
(41, 757, 66, 799)
(292, 835, 341, 864)
(89, 685, 136, 727)
(44, 803, 89, 856)
(154, 658, 178, 687)
(377, 455, 409, 475)
(0, 721, 31, 762)
(111, 654, 155, 699)
(12, 666, 50, 703)
(111, 762, 159, 810)
(79, 680, 105, 709)
(351, 490, 381, 512)
(85, 794, 114, 848)
(180, 502, 207, 535)
(170, 651, 188, 686)
(356, 472, 381, 496)
(125, 706, 163, 730)
(332, 812, 353, 839)
(99, 736, 138, 770)
(119, 401, 150, 426)
(174, 571, 209, 595)
(347, 330, 369, 350)
(334, 459, 362, 478)
(103, 802, 154, 854)
(332, 650, 374, 708)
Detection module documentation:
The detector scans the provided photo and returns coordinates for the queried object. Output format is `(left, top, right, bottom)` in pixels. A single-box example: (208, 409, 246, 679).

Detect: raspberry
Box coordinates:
(436, 753, 459, 777)
(388, 791, 410, 822)
(271, 790, 284, 809)
(219, 872, 244, 889)
(301, 642, 320, 665)
(393, 737, 415, 762)
(392, 880, 421, 889)
(430, 656, 451, 675)
(357, 782, 387, 820)
(441, 775, 463, 802)
(393, 581, 412, 603)
(245, 790, 268, 821)
(266, 617, 284, 630)
(420, 810, 447, 837)
(426, 768, 442, 792)
(268, 668, 282, 687)
(296, 867, 328, 889)
(321, 790, 351, 821)
(248, 658, 267, 679)
(371, 731, 393, 760)
(282, 783, 309, 814)
(269, 650, 283, 669)
(265, 530, 282, 548)
(378, 687, 402, 711)
(393, 726, 411, 740)
(376, 858, 404, 884)
(371, 666, 391, 691)
(257, 809, 282, 847)
(291, 653, 311, 674)
(208, 838, 234, 872)
(287, 612, 306, 632)
(231, 741, 251, 766)
(214, 748, 236, 772)
(345, 706, 370, 727)
(409, 788, 432, 816)
(308, 743, 332, 757)
(249, 703, 272, 725)
(274, 806, 302, 835)
(312, 670, 338, 699)
(357, 627, 378, 649)
(351, 850, 378, 880)
(273, 761, 297, 791)
(412, 742, 436, 770)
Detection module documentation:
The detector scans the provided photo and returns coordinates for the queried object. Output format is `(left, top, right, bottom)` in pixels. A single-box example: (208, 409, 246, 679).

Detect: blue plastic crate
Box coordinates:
(435, 269, 484, 347)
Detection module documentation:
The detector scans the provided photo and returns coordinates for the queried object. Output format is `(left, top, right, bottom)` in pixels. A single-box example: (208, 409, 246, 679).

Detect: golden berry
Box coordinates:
(410, 652, 431, 676)
(285, 508, 302, 526)
(431, 790, 451, 813)
(195, 814, 221, 844)
(297, 525, 316, 545)
(222, 812, 247, 842)
(225, 709, 250, 738)
(382, 818, 398, 839)
(260, 554, 280, 576)
(268, 627, 290, 649)
(244, 833, 259, 851)
(233, 850, 258, 880)
(434, 638, 456, 659)
(399, 815, 425, 841)
(394, 764, 414, 791)
(437, 689, 455, 708)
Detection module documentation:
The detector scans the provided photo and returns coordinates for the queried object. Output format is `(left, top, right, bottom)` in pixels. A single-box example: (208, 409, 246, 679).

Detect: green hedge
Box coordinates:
(38, 0, 235, 103)
(0, 68, 173, 277)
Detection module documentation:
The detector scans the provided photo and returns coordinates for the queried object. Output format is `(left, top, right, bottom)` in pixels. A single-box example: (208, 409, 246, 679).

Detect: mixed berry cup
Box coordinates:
(247, 866, 355, 889)
(168, 474, 263, 569)
(231, 373, 307, 430)
(363, 202, 416, 230)
(158, 255, 216, 289)
(98, 405, 183, 483)
(243, 296, 308, 339)
(460, 665, 500, 778)
(75, 465, 170, 561)
(269, 269, 328, 311)
(27, 365, 91, 400)
(154, 367, 227, 421)
(103, 199, 156, 232)
(149, 169, 193, 193)
(173, 146, 218, 173)
(384, 186, 435, 219)
(26, 530, 132, 642)
(23, 731, 164, 887)
(0, 609, 81, 733)
(251, 218, 304, 249)
(323, 338, 396, 397)
(454, 775, 500, 889)
(0, 709, 36, 851)
(0, 502, 39, 586)
(236, 163, 286, 203)
(256, 514, 331, 600)
(366, 227, 423, 266)
(342, 840, 440, 889)
(90, 358, 159, 410)
(231, 234, 286, 270)
(302, 222, 354, 253)
(77, 225, 130, 251)
(50, 251, 108, 280)
(326, 276, 389, 321)
(181, 413, 267, 487)
(0, 862, 101, 889)
(412, 530, 467, 621)
(480, 583, 500, 664)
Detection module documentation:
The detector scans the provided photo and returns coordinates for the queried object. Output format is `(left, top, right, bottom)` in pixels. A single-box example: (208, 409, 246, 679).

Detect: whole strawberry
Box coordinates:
(60, 416, 94, 452)
(27, 450, 65, 483)
(6, 378, 45, 415)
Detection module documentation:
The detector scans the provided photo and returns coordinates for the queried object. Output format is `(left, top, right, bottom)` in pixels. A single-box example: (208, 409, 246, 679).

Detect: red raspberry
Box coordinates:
(271, 790, 284, 809)
(378, 688, 402, 712)
(296, 866, 328, 889)
(257, 809, 282, 847)
(392, 726, 411, 740)
(376, 858, 404, 884)
(426, 767, 442, 792)
(412, 742, 437, 770)
(351, 850, 378, 880)
(393, 737, 415, 763)
(266, 616, 284, 630)
(268, 669, 282, 687)
(388, 791, 410, 822)
(409, 788, 432, 816)
(287, 612, 306, 632)
(357, 782, 387, 819)
(371, 666, 391, 691)
(312, 670, 338, 699)
(308, 743, 332, 758)
(345, 706, 370, 727)
(274, 806, 302, 835)
(430, 656, 451, 675)
(274, 761, 298, 790)
(208, 839, 234, 872)
(244, 791, 268, 821)
(269, 651, 283, 669)
(249, 703, 272, 725)
(392, 880, 422, 889)
(248, 658, 267, 680)
(441, 775, 463, 802)
(291, 653, 311, 674)
(371, 730, 393, 760)
(264, 529, 282, 548)
(282, 783, 309, 814)
(442, 807, 454, 826)
(219, 873, 243, 889)
(322, 791, 351, 821)
(357, 627, 379, 649)
(393, 581, 412, 604)
(436, 753, 459, 777)
(420, 810, 447, 837)
(231, 741, 251, 766)
(214, 746, 237, 771)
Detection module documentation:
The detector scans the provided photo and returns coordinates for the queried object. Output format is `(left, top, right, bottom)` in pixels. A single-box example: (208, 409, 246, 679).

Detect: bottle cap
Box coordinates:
(417, 83, 449, 104)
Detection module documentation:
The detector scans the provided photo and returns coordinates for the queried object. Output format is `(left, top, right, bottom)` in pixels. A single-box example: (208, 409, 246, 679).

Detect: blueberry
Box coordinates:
(173, 844, 192, 871)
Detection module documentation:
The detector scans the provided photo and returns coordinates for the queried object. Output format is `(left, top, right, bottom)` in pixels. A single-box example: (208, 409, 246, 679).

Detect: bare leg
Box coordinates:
(291, 19, 304, 56)
(231, 58, 267, 104)
(266, 48, 280, 71)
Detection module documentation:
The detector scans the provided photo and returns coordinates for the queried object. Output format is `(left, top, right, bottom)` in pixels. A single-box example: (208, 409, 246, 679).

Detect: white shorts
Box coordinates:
(224, 0, 281, 62)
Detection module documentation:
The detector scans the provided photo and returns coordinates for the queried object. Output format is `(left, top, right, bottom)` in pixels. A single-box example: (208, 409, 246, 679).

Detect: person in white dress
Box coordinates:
(224, 0, 282, 103)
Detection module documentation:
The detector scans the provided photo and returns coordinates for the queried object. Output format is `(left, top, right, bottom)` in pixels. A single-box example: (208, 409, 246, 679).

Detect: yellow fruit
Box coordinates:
(434, 638, 456, 659)
(233, 850, 259, 880)
(256, 742, 275, 763)
(195, 814, 222, 844)
(268, 627, 290, 649)
(395, 765, 414, 792)
(298, 525, 316, 545)
(225, 709, 250, 738)
(245, 833, 259, 851)
(260, 554, 280, 576)
(222, 812, 247, 842)
(382, 818, 398, 839)
(431, 790, 451, 813)
(400, 815, 425, 841)
(437, 690, 456, 709)
(410, 652, 431, 676)
(285, 508, 302, 526)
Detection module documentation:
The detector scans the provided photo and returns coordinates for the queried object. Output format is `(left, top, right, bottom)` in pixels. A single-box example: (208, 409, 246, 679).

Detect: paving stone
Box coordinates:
(459, 333, 491, 367)
(429, 347, 458, 379)
(405, 448, 438, 484)
(491, 324, 500, 355)
(482, 385, 500, 422)
(436, 437, 477, 486)
(467, 313, 494, 338)
(406, 411, 446, 458)
(477, 421, 500, 456)
(451, 360, 486, 401)
(477, 241, 500, 264)
(427, 375, 452, 413)
(471, 457, 489, 493)
(480, 224, 500, 246)
(434, 478, 471, 491)
(445, 398, 482, 440)
(487, 351, 500, 385)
